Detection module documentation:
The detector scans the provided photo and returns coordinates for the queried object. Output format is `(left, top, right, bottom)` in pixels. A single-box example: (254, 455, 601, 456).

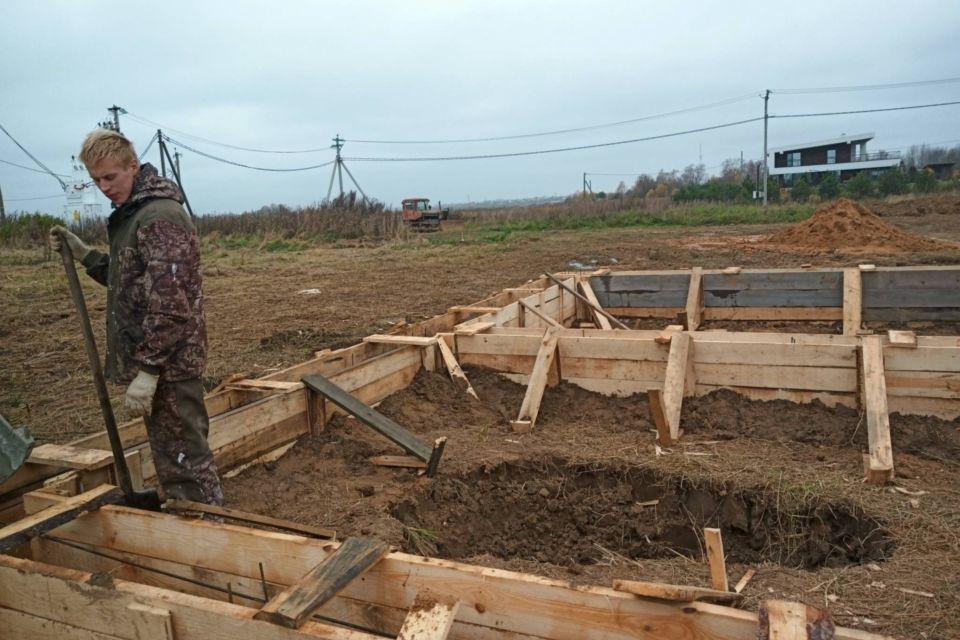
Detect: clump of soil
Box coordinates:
(764, 198, 951, 254)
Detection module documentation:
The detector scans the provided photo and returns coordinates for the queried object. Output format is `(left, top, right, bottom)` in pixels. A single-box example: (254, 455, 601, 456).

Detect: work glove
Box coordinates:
(49, 225, 91, 261)
(125, 370, 159, 417)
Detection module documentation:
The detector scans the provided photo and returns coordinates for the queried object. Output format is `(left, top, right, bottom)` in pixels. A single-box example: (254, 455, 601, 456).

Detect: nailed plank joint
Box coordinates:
(843, 268, 862, 337)
(860, 336, 895, 484)
(704, 528, 729, 592)
(254, 536, 389, 628)
(655, 324, 685, 345)
(397, 590, 460, 640)
(455, 321, 496, 336)
(511, 326, 562, 431)
(612, 579, 742, 604)
(679, 267, 704, 332)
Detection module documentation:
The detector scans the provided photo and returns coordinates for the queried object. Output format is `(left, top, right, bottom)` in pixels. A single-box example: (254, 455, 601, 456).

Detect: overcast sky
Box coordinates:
(2, 0, 959, 215)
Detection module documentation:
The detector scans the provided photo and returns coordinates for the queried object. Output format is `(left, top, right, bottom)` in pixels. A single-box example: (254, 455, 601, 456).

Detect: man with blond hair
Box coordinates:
(51, 129, 223, 506)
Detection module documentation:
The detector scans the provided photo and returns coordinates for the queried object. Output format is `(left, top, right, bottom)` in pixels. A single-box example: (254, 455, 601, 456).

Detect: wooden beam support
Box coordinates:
(652, 331, 694, 444)
(647, 388, 672, 446)
(255, 537, 390, 629)
(511, 326, 562, 431)
(27, 444, 114, 470)
(454, 321, 495, 336)
(679, 267, 704, 331)
(860, 336, 895, 484)
(436, 336, 479, 400)
(164, 499, 335, 539)
(363, 335, 439, 347)
(704, 528, 729, 592)
(842, 268, 862, 336)
(0, 484, 122, 553)
(577, 278, 613, 330)
(518, 299, 563, 328)
(301, 374, 446, 476)
(612, 579, 742, 604)
(397, 590, 460, 640)
(544, 272, 629, 329)
(369, 455, 427, 471)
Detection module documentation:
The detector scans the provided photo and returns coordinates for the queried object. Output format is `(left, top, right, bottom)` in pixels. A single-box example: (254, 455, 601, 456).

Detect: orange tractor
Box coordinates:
(401, 197, 449, 232)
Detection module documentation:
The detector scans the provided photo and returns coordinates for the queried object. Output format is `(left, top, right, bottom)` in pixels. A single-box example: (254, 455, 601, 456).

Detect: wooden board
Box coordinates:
(164, 499, 335, 539)
(612, 579, 742, 604)
(661, 332, 694, 442)
(578, 278, 612, 330)
(397, 590, 460, 640)
(26, 444, 115, 471)
(511, 327, 562, 430)
(436, 336, 479, 400)
(363, 335, 439, 346)
(704, 528, 728, 592)
(860, 337, 895, 484)
(0, 484, 123, 553)
(843, 268, 862, 336)
(682, 267, 704, 331)
(255, 537, 389, 628)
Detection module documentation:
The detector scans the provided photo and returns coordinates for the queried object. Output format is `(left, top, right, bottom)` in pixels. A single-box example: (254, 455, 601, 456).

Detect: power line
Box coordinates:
(6, 193, 66, 202)
(347, 93, 760, 144)
(343, 117, 764, 162)
(125, 112, 330, 154)
(772, 99, 960, 119)
(162, 135, 336, 172)
(775, 77, 960, 95)
(0, 121, 67, 189)
(0, 157, 69, 177)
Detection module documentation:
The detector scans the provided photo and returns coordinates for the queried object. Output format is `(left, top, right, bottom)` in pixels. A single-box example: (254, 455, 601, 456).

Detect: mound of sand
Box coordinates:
(765, 198, 951, 253)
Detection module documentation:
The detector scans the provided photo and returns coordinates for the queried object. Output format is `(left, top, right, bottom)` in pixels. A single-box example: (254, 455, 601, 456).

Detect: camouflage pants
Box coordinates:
(147, 378, 224, 505)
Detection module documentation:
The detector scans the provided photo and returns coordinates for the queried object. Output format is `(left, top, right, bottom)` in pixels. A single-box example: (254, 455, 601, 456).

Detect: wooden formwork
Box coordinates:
(3, 266, 958, 639)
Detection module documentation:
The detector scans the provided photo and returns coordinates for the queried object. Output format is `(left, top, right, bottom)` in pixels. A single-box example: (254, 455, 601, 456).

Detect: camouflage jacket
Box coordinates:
(81, 163, 207, 384)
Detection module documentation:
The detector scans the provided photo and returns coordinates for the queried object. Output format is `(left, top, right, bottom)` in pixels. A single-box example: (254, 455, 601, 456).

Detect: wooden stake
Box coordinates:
(860, 336, 895, 484)
(842, 268, 862, 336)
(733, 568, 756, 594)
(397, 590, 460, 640)
(612, 579, 742, 604)
(511, 326, 561, 431)
(647, 388, 672, 446)
(661, 332, 694, 442)
(436, 336, 479, 400)
(703, 528, 729, 592)
(577, 278, 613, 330)
(680, 267, 704, 332)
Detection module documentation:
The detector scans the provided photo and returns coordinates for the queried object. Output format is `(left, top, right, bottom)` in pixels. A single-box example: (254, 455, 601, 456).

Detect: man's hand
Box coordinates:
(49, 225, 91, 260)
(125, 370, 159, 417)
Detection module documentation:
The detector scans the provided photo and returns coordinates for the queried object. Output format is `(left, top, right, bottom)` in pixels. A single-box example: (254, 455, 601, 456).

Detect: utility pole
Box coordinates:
(762, 89, 770, 206)
(0, 183, 5, 222)
(99, 105, 126, 132)
(582, 172, 592, 197)
(174, 149, 181, 177)
(324, 135, 369, 204)
(156, 132, 194, 217)
(157, 129, 166, 177)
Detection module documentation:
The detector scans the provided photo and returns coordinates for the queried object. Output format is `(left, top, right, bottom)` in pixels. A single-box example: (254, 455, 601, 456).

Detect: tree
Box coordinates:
(844, 171, 874, 199)
(766, 178, 781, 203)
(631, 174, 656, 197)
(818, 174, 840, 200)
(790, 176, 813, 202)
(878, 169, 908, 196)
(680, 163, 706, 186)
(913, 168, 938, 194)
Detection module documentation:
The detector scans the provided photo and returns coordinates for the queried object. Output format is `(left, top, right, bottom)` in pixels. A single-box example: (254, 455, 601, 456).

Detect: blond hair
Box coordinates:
(79, 128, 138, 167)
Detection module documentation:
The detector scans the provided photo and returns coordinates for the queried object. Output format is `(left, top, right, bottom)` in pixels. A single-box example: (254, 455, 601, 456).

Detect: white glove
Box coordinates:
(49, 225, 91, 261)
(125, 370, 159, 417)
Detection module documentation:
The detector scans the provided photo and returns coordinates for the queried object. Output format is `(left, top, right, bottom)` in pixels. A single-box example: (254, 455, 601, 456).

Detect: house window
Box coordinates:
(787, 152, 801, 167)
(827, 149, 837, 164)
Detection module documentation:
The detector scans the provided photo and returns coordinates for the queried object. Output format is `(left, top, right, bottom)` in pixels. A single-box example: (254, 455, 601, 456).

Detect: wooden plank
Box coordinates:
(612, 579, 742, 604)
(301, 375, 440, 471)
(0, 555, 371, 640)
(0, 608, 127, 640)
(703, 307, 844, 321)
(27, 444, 114, 471)
(695, 363, 855, 393)
(733, 568, 756, 594)
(762, 600, 807, 640)
(127, 603, 176, 640)
(46, 506, 883, 640)
(369, 455, 427, 470)
(397, 590, 460, 640)
(860, 336, 894, 484)
(363, 335, 438, 346)
(255, 537, 390, 629)
(0, 484, 122, 553)
(511, 326, 562, 430)
(164, 499, 335, 539)
(843, 268, 862, 336)
(225, 379, 304, 391)
(887, 330, 917, 348)
(682, 267, 704, 331)
(436, 336, 479, 400)
(704, 528, 728, 592)
(578, 278, 613, 330)
(662, 332, 693, 442)
(647, 388, 672, 446)
(454, 321, 495, 336)
(518, 299, 563, 328)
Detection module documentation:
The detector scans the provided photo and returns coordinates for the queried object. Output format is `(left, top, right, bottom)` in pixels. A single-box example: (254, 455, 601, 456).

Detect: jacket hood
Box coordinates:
(120, 163, 184, 211)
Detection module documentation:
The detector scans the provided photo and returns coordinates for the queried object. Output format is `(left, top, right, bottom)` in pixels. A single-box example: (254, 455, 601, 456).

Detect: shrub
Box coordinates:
(913, 169, 938, 194)
(878, 169, 908, 196)
(790, 176, 813, 202)
(844, 172, 874, 199)
(818, 174, 840, 200)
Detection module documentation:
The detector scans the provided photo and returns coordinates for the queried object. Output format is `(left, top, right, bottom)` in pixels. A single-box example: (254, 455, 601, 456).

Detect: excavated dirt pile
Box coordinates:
(765, 197, 951, 254)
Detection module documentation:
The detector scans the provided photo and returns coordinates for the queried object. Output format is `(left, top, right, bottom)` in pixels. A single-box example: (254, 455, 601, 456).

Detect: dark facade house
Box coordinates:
(768, 132, 901, 187)
(924, 162, 956, 180)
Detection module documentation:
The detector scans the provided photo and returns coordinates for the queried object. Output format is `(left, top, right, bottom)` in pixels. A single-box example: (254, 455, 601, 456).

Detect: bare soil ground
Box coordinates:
(3, 194, 960, 639)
